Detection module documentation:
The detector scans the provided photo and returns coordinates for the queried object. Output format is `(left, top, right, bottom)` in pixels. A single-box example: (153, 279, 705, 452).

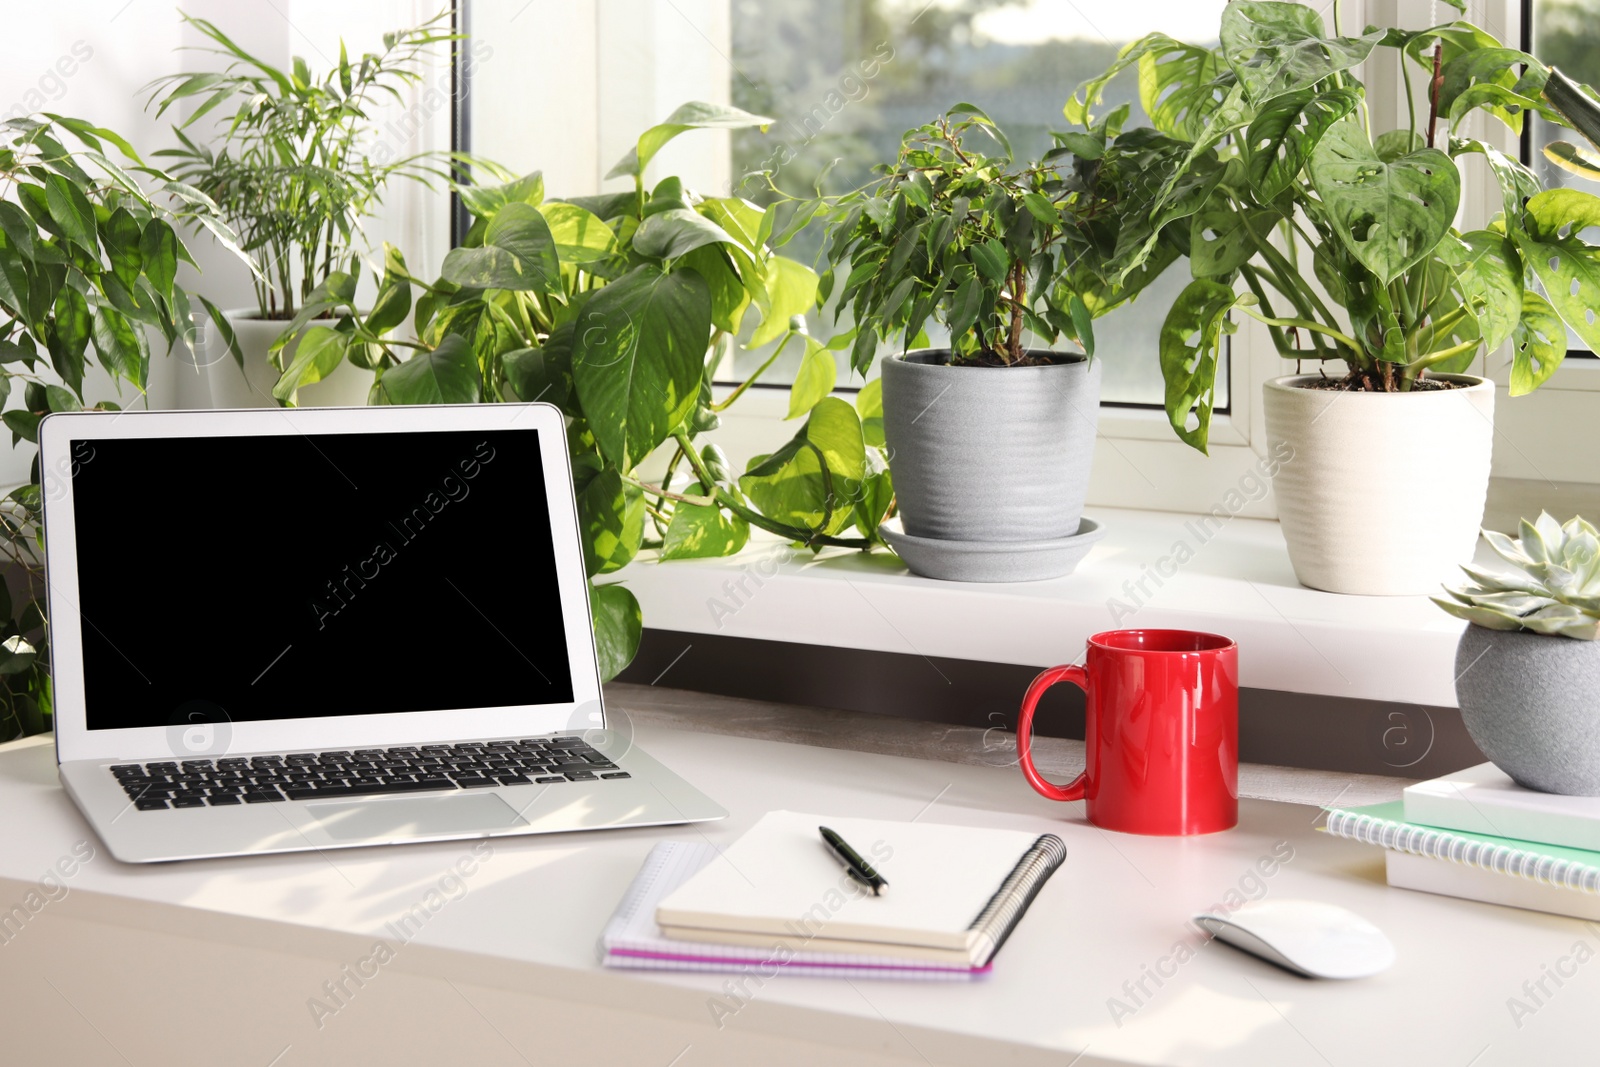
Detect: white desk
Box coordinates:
(0, 723, 1590, 1067)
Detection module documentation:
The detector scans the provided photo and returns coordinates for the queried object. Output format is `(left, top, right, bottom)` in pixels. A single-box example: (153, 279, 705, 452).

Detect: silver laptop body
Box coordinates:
(41, 403, 725, 863)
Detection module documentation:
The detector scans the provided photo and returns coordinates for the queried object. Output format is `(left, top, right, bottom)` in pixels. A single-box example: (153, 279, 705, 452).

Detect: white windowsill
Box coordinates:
(609, 506, 1473, 708)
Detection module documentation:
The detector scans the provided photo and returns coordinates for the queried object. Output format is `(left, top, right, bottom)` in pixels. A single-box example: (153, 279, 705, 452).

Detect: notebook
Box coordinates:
(654, 811, 1066, 967)
(600, 842, 992, 979)
(1384, 852, 1600, 921)
(1323, 801, 1600, 921)
(1403, 763, 1600, 853)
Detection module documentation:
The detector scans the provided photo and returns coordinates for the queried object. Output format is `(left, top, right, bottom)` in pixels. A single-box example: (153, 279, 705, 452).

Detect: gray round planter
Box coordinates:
(879, 350, 1101, 580)
(1455, 626, 1600, 795)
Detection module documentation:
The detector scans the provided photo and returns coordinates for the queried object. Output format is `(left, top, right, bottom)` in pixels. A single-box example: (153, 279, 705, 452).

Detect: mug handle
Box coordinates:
(1017, 665, 1088, 802)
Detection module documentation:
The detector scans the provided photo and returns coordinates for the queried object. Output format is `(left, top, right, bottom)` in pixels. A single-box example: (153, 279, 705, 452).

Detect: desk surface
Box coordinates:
(0, 723, 1590, 1067)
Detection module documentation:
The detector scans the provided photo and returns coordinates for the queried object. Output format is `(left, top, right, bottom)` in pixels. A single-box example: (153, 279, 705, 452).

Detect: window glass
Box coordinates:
(726, 0, 1229, 405)
(460, 0, 1230, 406)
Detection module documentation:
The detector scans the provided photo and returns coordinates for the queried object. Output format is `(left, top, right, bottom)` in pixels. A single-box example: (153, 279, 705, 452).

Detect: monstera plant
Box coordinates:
(1060, 1, 1600, 595)
(0, 114, 246, 740)
(272, 103, 893, 676)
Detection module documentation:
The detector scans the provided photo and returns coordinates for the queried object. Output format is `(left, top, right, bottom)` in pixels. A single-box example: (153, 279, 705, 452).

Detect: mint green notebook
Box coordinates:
(1323, 801, 1600, 894)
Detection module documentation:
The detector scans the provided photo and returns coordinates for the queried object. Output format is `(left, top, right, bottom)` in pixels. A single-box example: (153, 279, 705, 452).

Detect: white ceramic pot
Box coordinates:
(1263, 373, 1494, 596)
(192, 309, 373, 409)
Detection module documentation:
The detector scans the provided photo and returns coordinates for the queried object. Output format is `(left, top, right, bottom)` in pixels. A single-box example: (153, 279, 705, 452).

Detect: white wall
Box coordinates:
(468, 0, 732, 201)
(0, 0, 454, 484)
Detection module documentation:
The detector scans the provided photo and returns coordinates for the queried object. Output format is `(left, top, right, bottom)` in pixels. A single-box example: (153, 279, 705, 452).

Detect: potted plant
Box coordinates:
(815, 107, 1160, 582)
(145, 11, 457, 408)
(0, 114, 246, 739)
(280, 103, 894, 676)
(1434, 513, 1600, 794)
(1063, 2, 1600, 595)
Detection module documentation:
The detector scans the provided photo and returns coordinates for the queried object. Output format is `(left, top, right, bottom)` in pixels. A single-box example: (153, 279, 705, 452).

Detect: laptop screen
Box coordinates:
(69, 427, 576, 731)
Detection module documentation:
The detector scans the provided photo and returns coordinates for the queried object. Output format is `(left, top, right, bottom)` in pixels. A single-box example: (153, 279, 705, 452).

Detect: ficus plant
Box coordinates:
(0, 114, 248, 740)
(145, 10, 459, 324)
(270, 103, 895, 677)
(808, 105, 1158, 371)
(1060, 0, 1600, 451)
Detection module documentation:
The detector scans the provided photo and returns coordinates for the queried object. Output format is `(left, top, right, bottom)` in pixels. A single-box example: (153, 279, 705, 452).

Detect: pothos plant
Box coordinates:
(0, 114, 247, 740)
(1060, 0, 1600, 451)
(270, 103, 895, 677)
(807, 105, 1162, 370)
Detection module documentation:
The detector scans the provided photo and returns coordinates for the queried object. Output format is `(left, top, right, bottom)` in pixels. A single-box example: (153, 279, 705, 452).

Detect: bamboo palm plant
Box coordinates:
(145, 10, 458, 320)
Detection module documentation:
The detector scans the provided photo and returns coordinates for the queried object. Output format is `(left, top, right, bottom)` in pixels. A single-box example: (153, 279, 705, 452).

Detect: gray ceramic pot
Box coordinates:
(1455, 626, 1600, 795)
(880, 349, 1100, 545)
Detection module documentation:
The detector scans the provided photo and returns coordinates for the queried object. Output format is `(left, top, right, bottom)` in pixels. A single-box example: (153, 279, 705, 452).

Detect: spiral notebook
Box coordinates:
(602, 841, 990, 979)
(653, 811, 1067, 967)
(1323, 801, 1600, 920)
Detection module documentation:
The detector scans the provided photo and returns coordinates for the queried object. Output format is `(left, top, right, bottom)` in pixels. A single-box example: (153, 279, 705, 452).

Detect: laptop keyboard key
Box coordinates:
(118, 735, 643, 810)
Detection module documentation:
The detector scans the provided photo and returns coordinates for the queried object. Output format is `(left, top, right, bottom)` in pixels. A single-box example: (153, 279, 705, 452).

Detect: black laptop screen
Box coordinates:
(69, 427, 576, 731)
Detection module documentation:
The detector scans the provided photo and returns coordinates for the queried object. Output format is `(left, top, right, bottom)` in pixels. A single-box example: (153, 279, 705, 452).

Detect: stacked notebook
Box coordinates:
(1323, 763, 1600, 920)
(600, 810, 1067, 979)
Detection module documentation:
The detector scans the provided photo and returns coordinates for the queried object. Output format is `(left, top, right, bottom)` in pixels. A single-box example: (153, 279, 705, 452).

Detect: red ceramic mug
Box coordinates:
(1016, 629, 1239, 835)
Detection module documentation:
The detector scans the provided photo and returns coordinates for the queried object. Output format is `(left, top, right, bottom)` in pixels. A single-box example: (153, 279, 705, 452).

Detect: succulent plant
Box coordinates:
(1433, 513, 1600, 640)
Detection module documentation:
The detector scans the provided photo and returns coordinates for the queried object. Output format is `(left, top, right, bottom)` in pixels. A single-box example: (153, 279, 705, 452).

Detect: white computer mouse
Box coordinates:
(1192, 900, 1395, 979)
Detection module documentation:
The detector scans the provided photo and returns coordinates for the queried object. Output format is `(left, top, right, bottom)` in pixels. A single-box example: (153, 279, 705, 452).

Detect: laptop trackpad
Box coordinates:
(305, 794, 528, 842)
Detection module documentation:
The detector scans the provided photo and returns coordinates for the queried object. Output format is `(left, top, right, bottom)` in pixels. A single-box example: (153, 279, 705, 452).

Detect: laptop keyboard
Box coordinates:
(107, 737, 631, 810)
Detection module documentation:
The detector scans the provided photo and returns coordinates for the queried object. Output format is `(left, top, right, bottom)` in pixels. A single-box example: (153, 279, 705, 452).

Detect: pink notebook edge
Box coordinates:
(605, 946, 993, 975)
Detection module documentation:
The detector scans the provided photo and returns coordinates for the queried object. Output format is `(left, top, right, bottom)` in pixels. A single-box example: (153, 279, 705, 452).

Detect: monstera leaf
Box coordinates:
(1517, 188, 1600, 353)
(1510, 290, 1568, 396)
(1189, 201, 1280, 278)
(1437, 230, 1523, 352)
(1219, 2, 1384, 105)
(1159, 279, 1239, 453)
(1309, 118, 1460, 284)
(1138, 37, 1240, 140)
(1244, 87, 1362, 200)
(1451, 137, 1541, 222)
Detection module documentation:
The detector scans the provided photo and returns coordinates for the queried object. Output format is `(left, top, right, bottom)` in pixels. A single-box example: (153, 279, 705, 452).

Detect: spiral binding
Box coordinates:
(1324, 809, 1600, 895)
(966, 834, 1069, 965)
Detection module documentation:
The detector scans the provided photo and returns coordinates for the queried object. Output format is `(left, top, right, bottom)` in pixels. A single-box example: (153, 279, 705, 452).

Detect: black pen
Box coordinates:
(819, 826, 888, 896)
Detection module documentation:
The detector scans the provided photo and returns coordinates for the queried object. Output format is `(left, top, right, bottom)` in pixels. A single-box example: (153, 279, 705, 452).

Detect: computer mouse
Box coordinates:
(1192, 900, 1395, 979)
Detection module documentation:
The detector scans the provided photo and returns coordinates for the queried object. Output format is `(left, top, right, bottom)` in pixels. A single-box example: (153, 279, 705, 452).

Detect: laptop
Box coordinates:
(39, 403, 727, 863)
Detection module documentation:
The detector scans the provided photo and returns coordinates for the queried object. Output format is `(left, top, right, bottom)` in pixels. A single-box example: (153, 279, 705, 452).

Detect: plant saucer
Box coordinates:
(879, 516, 1104, 583)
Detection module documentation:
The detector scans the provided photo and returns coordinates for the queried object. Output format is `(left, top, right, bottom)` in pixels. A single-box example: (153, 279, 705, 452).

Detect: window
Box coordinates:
(719, 0, 1229, 409)
(1457, 0, 1600, 489)
(454, 1, 1335, 512)
(459, 0, 1227, 408)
